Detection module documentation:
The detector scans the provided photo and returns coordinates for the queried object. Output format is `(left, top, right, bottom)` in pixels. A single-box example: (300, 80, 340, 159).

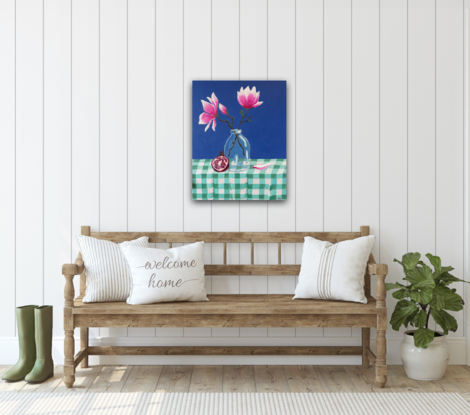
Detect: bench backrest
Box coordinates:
(79, 226, 371, 297)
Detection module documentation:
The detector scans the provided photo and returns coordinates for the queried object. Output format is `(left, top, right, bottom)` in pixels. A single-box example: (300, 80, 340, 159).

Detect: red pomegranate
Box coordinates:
(211, 151, 229, 173)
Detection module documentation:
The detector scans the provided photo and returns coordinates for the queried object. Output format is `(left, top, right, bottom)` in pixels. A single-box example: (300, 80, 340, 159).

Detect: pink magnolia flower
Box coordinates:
(199, 93, 219, 131)
(219, 103, 227, 115)
(237, 86, 263, 109)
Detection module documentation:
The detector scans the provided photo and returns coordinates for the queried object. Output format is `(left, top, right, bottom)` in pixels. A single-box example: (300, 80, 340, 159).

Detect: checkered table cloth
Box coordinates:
(192, 159, 287, 200)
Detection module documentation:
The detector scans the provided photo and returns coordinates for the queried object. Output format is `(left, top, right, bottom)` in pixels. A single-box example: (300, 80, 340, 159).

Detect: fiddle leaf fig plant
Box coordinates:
(386, 252, 468, 349)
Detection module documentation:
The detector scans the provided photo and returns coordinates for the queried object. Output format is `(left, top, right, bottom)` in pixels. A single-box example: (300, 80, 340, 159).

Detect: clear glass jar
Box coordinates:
(223, 129, 251, 173)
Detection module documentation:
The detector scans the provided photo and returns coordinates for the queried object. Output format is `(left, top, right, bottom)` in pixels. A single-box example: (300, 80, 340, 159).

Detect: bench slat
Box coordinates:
(88, 346, 363, 356)
(205, 264, 300, 275)
(73, 294, 378, 315)
(89, 231, 362, 244)
(74, 313, 377, 328)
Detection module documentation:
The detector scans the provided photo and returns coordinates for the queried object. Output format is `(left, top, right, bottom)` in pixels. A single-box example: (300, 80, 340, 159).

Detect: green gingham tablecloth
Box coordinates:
(192, 159, 287, 200)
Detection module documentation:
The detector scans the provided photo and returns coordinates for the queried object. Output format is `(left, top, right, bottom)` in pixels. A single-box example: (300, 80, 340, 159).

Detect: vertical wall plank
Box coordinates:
(16, 0, 44, 308)
(267, 0, 296, 338)
(100, 0, 128, 338)
(211, 0, 241, 338)
(72, 0, 100, 340)
(155, 0, 184, 338)
(295, 0, 324, 338)
(436, 0, 464, 337)
(0, 0, 16, 336)
(128, 0, 156, 338)
(408, 1, 436, 255)
(44, 0, 71, 337)
(183, 0, 212, 337)
(324, 0, 352, 234)
(380, 0, 408, 338)
(239, 0, 268, 338)
(351, 0, 379, 338)
(323, 0, 352, 338)
(155, 0, 184, 233)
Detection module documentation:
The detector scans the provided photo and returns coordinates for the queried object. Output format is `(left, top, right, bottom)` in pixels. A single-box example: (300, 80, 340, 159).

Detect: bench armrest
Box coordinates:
(62, 257, 85, 276)
(367, 255, 388, 276)
(63, 255, 84, 307)
(367, 255, 387, 309)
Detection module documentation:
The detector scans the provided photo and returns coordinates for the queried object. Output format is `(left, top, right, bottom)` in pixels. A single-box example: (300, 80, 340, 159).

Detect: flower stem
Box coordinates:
(217, 114, 233, 130)
(227, 133, 245, 157)
(238, 109, 250, 129)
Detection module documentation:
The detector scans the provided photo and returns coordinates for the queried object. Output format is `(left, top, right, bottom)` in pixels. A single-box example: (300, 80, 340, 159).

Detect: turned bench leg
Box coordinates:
(80, 328, 89, 368)
(64, 275, 76, 389)
(376, 329, 387, 388)
(64, 329, 75, 388)
(376, 271, 388, 388)
(362, 328, 371, 368)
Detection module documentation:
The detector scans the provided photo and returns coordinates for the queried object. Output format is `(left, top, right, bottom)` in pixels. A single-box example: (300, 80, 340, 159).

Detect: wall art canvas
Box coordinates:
(192, 80, 286, 201)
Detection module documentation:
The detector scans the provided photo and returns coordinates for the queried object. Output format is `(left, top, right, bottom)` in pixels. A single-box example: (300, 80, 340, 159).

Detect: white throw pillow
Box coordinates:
(122, 242, 208, 305)
(76, 235, 149, 303)
(293, 235, 376, 304)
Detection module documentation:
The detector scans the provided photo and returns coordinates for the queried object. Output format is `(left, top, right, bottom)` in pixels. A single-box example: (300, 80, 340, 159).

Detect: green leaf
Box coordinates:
(429, 290, 446, 311)
(412, 310, 428, 329)
(405, 268, 435, 289)
(425, 253, 441, 274)
(404, 309, 418, 328)
(385, 282, 406, 291)
(409, 289, 432, 305)
(414, 328, 436, 349)
(442, 293, 464, 312)
(439, 273, 468, 286)
(393, 258, 404, 267)
(420, 264, 433, 279)
(396, 252, 421, 271)
(430, 286, 463, 311)
(430, 309, 458, 335)
(240, 109, 244, 116)
(390, 300, 418, 331)
(392, 289, 410, 300)
(225, 108, 230, 115)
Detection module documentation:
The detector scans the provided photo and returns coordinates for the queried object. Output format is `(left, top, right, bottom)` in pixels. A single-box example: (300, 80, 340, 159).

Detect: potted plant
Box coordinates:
(386, 252, 468, 381)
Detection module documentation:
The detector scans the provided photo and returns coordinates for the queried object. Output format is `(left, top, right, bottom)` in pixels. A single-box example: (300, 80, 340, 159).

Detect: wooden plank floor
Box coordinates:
(1, 365, 470, 401)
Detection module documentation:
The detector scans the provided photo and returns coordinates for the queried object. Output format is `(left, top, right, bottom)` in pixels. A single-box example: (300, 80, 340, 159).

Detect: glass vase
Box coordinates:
(223, 129, 251, 173)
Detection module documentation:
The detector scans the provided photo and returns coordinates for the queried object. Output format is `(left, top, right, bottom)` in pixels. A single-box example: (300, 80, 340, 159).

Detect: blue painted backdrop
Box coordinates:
(192, 81, 286, 160)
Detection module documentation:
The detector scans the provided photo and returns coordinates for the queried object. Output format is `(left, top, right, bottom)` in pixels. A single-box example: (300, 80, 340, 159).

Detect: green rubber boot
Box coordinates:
(2, 305, 38, 382)
(25, 306, 54, 384)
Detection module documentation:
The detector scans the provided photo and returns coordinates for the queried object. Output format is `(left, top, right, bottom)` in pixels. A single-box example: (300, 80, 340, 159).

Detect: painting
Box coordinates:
(192, 80, 286, 201)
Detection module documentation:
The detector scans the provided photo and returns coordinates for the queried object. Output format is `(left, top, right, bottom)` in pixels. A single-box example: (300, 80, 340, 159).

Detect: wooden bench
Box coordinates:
(62, 225, 388, 389)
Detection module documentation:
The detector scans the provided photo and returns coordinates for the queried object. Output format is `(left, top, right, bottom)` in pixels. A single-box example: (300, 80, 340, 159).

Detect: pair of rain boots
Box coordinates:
(2, 305, 54, 384)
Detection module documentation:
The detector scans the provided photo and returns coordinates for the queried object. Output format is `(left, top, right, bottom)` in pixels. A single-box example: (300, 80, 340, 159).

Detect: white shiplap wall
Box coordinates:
(0, 0, 467, 365)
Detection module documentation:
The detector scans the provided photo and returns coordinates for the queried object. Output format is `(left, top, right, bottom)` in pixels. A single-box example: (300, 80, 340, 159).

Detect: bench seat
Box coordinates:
(73, 294, 378, 315)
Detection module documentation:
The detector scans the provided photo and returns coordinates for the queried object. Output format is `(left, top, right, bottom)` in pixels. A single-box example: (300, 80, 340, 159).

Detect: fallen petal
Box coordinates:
(253, 162, 275, 170)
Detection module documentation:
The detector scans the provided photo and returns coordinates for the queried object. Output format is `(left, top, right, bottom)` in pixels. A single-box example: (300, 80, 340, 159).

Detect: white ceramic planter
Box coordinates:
(400, 330, 450, 381)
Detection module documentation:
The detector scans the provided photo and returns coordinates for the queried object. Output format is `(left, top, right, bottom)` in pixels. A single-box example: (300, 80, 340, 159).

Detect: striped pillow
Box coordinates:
(294, 235, 376, 304)
(76, 235, 149, 303)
